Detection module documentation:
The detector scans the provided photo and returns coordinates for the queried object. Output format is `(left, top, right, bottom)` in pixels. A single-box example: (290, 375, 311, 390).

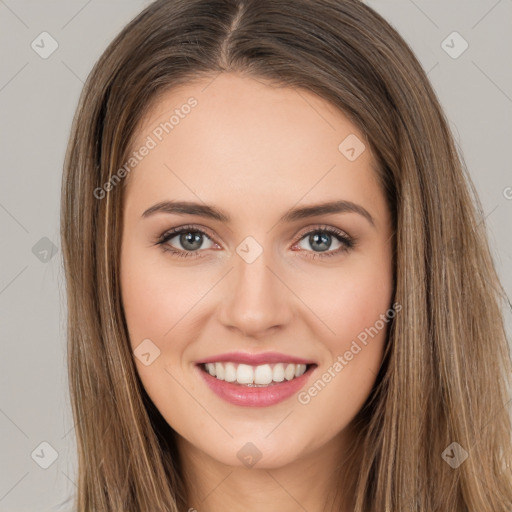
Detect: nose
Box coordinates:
(217, 249, 293, 339)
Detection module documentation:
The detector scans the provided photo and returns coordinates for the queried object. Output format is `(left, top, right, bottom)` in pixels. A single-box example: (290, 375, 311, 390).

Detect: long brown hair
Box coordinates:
(60, 0, 512, 510)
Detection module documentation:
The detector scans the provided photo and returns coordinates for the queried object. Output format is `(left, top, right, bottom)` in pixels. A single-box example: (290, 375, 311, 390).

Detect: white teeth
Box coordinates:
(254, 364, 273, 385)
(203, 361, 310, 386)
(295, 364, 307, 377)
(284, 363, 296, 380)
(224, 362, 237, 382)
(215, 362, 225, 380)
(236, 364, 254, 384)
(272, 363, 285, 382)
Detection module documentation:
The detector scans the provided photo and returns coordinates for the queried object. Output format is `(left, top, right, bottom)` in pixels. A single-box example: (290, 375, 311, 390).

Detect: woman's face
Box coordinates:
(120, 72, 394, 469)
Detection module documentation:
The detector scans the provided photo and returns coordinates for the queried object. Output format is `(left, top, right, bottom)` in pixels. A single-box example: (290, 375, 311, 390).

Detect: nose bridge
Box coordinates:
(218, 246, 292, 337)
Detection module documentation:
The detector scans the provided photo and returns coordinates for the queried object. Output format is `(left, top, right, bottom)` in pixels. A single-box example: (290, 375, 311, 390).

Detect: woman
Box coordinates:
(60, 0, 512, 510)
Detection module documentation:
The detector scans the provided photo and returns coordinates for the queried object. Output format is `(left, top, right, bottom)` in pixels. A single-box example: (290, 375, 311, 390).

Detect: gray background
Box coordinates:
(0, 1, 511, 511)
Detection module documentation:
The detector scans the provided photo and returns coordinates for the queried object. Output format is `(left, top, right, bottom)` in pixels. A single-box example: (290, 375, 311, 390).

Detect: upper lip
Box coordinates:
(196, 351, 316, 366)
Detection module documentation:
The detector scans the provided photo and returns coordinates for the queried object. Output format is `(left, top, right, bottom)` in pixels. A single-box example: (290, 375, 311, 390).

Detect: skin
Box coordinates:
(120, 72, 394, 512)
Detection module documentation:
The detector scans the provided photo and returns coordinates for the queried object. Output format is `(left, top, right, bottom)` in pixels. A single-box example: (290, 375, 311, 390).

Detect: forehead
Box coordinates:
(124, 72, 383, 222)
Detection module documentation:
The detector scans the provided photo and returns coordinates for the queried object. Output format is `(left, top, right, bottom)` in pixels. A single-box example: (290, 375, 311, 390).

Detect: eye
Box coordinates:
(155, 224, 355, 260)
(292, 225, 355, 259)
(156, 225, 218, 258)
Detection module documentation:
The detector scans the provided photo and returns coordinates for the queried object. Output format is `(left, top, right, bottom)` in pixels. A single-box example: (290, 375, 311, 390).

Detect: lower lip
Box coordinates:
(196, 364, 317, 407)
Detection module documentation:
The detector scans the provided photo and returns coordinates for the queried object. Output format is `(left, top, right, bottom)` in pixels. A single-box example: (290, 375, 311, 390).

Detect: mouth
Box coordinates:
(195, 355, 318, 407)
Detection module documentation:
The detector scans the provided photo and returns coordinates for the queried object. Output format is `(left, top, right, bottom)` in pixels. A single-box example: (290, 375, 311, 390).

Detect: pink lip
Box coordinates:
(196, 351, 315, 365)
(195, 362, 317, 407)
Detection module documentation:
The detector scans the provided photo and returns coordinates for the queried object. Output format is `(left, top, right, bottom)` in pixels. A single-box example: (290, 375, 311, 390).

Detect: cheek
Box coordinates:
(120, 245, 202, 416)
(121, 250, 168, 349)
(294, 253, 393, 350)
(331, 270, 392, 344)
(291, 249, 393, 410)
(294, 275, 392, 444)
(120, 244, 209, 349)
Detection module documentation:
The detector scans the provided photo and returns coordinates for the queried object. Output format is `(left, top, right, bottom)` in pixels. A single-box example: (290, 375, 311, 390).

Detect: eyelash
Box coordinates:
(155, 224, 356, 260)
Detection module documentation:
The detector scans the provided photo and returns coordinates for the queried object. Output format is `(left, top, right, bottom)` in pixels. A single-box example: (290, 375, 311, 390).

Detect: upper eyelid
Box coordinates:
(160, 224, 217, 243)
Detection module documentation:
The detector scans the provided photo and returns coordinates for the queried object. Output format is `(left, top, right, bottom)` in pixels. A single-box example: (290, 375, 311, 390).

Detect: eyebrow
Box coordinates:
(142, 199, 375, 228)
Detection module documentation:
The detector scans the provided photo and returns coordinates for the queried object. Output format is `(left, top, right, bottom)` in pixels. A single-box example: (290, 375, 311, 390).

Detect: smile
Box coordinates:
(195, 352, 317, 407)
